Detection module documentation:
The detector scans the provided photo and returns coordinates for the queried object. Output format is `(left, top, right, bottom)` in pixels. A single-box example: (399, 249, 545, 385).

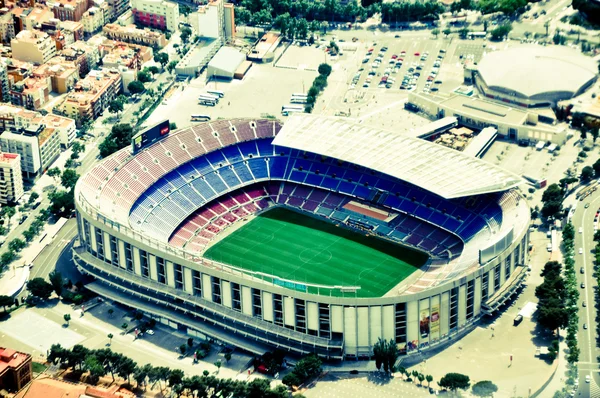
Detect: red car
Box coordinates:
(414, 52, 420, 56)
(391, 54, 398, 59)
(427, 76, 434, 81)
(368, 48, 374, 53)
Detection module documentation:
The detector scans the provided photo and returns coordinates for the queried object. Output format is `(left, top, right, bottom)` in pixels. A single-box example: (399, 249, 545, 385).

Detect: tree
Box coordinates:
(426, 374, 433, 388)
(581, 166, 594, 183)
(459, 27, 470, 39)
(594, 230, 600, 242)
(591, 127, 599, 143)
(48, 190, 74, 218)
(27, 192, 39, 205)
(48, 344, 68, 364)
(170, 122, 177, 130)
(65, 159, 76, 169)
(107, 333, 114, 345)
(524, 31, 531, 41)
(489, 24, 512, 41)
(8, 238, 26, 253)
(224, 352, 232, 363)
(412, 370, 419, 383)
(47, 167, 61, 181)
(167, 60, 178, 73)
(121, 322, 128, 331)
(0, 295, 13, 312)
(214, 360, 222, 373)
(417, 373, 425, 386)
(147, 66, 160, 75)
(282, 373, 301, 388)
(431, 28, 440, 38)
(138, 70, 152, 83)
(180, 26, 192, 43)
(108, 99, 124, 115)
(84, 355, 106, 384)
(0, 251, 16, 267)
(168, 369, 184, 386)
(127, 81, 145, 95)
(61, 169, 80, 190)
(48, 270, 63, 297)
(438, 373, 470, 392)
(64, 313, 71, 326)
(115, 356, 137, 385)
(179, 344, 187, 355)
(318, 63, 332, 77)
(472, 380, 499, 397)
(99, 124, 134, 158)
(179, 4, 192, 16)
(108, 308, 114, 318)
(154, 52, 169, 68)
(442, 27, 452, 37)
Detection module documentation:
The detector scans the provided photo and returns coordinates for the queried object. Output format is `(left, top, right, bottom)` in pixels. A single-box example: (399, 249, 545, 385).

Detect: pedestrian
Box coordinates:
(228, 101, 230, 106)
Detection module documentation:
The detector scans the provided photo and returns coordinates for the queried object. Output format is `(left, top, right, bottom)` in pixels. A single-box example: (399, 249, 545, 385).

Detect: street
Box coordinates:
(572, 193, 600, 396)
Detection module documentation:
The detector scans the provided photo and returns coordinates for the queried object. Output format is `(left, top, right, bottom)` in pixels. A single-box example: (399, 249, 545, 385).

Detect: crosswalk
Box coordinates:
(591, 379, 600, 398)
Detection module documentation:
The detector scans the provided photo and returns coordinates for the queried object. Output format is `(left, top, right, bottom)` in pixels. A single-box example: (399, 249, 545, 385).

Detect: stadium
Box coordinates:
(474, 45, 598, 109)
(73, 115, 530, 359)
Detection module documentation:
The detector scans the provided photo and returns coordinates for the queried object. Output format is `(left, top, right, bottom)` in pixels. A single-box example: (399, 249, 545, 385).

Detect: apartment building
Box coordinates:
(188, 0, 234, 39)
(106, 0, 131, 21)
(54, 68, 121, 126)
(0, 347, 31, 392)
(0, 61, 9, 102)
(47, 0, 89, 22)
(101, 40, 153, 70)
(0, 11, 15, 43)
(103, 23, 167, 48)
(82, 7, 105, 35)
(12, 6, 54, 32)
(9, 77, 50, 110)
(32, 57, 78, 93)
(61, 40, 99, 77)
(131, 0, 179, 32)
(0, 121, 61, 179)
(3, 58, 33, 84)
(11, 29, 57, 64)
(0, 153, 23, 204)
(0, 103, 76, 147)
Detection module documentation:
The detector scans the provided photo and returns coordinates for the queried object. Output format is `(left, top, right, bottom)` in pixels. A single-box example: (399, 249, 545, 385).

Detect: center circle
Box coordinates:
(299, 248, 333, 265)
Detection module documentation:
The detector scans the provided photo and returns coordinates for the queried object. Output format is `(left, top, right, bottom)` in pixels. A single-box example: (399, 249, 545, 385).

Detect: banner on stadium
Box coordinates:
(430, 304, 440, 339)
(273, 278, 307, 293)
(419, 309, 430, 338)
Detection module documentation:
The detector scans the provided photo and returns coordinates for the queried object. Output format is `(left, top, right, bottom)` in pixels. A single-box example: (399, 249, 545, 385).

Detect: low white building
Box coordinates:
(0, 152, 23, 204)
(207, 46, 245, 79)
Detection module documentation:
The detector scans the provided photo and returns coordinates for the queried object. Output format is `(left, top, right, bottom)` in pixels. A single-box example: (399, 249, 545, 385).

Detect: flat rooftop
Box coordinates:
(440, 95, 529, 126)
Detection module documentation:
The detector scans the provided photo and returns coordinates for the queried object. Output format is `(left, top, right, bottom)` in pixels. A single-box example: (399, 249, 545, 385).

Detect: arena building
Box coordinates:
(473, 45, 598, 109)
(73, 115, 530, 359)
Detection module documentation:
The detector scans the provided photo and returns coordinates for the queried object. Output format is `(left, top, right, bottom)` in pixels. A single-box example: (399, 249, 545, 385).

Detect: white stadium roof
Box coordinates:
(273, 115, 522, 199)
(477, 45, 598, 99)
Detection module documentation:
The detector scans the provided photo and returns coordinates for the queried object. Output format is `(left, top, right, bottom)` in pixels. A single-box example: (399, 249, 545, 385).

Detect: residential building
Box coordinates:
(32, 56, 78, 93)
(54, 68, 121, 126)
(51, 20, 84, 49)
(9, 76, 50, 110)
(0, 152, 23, 203)
(61, 40, 99, 77)
(11, 29, 57, 64)
(101, 39, 153, 70)
(188, 0, 234, 39)
(103, 23, 167, 48)
(106, 0, 131, 21)
(0, 103, 76, 146)
(3, 57, 33, 84)
(0, 347, 31, 392)
(47, 0, 89, 22)
(90, 0, 112, 24)
(15, 376, 135, 398)
(0, 123, 61, 179)
(0, 10, 16, 43)
(0, 61, 9, 102)
(82, 6, 104, 36)
(131, 0, 179, 32)
(12, 6, 54, 32)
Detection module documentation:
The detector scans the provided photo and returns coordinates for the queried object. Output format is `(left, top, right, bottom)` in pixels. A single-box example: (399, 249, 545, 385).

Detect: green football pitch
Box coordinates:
(203, 208, 428, 298)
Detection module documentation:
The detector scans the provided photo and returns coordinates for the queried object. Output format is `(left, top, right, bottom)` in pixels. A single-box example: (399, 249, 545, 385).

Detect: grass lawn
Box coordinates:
(204, 208, 427, 298)
(32, 362, 47, 374)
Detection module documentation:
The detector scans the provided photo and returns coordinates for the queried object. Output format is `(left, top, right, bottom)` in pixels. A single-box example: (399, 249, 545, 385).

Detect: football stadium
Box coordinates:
(74, 115, 530, 359)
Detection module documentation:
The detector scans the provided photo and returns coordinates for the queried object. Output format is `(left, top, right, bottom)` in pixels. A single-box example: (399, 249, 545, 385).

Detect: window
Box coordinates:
(174, 264, 184, 290)
(157, 257, 166, 284)
(252, 288, 261, 318)
(505, 255, 511, 280)
(109, 236, 119, 267)
(273, 294, 283, 326)
(494, 265, 501, 291)
(124, 242, 133, 272)
(95, 228, 104, 260)
(449, 287, 459, 330)
(395, 303, 407, 347)
(83, 220, 91, 252)
(192, 270, 202, 296)
(295, 299, 306, 334)
(318, 303, 330, 339)
(211, 276, 221, 304)
(139, 249, 149, 277)
(481, 273, 489, 302)
(466, 281, 475, 320)
(231, 282, 241, 312)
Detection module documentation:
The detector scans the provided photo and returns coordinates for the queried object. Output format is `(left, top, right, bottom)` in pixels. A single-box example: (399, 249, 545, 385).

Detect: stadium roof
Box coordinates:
(273, 115, 522, 199)
(477, 45, 598, 98)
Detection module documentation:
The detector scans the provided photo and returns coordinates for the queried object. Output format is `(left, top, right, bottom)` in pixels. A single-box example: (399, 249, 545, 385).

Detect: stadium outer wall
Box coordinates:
(73, 191, 530, 360)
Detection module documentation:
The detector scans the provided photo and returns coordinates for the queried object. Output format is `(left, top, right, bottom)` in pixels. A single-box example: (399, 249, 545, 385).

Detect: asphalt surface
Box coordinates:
(573, 194, 600, 396)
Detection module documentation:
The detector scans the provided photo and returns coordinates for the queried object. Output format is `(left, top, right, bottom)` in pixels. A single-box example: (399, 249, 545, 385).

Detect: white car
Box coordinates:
(579, 227, 583, 233)
(579, 248, 583, 254)
(586, 375, 591, 383)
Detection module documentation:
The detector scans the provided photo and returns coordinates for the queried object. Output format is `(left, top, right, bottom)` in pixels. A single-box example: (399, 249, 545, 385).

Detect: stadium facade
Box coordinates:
(73, 116, 530, 359)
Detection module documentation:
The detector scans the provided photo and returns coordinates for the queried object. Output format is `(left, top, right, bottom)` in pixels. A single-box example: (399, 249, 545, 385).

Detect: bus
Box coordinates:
(290, 97, 308, 104)
(281, 108, 304, 116)
(191, 114, 211, 121)
(199, 93, 219, 102)
(282, 104, 304, 111)
(292, 93, 307, 98)
(467, 31, 487, 40)
(206, 89, 224, 98)
(198, 99, 217, 107)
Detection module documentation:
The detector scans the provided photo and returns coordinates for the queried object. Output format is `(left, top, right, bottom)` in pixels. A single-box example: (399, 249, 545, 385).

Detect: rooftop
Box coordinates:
(13, 29, 49, 43)
(103, 23, 165, 39)
(15, 376, 135, 398)
(0, 152, 20, 164)
(440, 95, 529, 126)
(477, 45, 598, 98)
(273, 115, 523, 199)
(0, 347, 30, 375)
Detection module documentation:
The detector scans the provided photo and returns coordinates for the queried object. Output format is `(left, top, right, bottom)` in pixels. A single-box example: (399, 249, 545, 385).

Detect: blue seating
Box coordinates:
(269, 156, 288, 179)
(205, 150, 227, 168)
(289, 170, 306, 184)
(204, 173, 227, 195)
(236, 141, 258, 158)
(248, 159, 268, 180)
(218, 167, 241, 188)
(233, 163, 254, 183)
(352, 185, 371, 200)
(305, 173, 323, 187)
(191, 178, 215, 200)
(222, 146, 243, 163)
(337, 181, 355, 196)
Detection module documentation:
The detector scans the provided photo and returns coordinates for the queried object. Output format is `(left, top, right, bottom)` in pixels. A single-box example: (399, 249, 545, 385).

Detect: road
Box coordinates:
(573, 193, 600, 396)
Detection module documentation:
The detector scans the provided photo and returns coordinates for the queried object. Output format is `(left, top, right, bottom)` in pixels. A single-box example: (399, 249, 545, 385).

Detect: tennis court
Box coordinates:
(204, 208, 427, 298)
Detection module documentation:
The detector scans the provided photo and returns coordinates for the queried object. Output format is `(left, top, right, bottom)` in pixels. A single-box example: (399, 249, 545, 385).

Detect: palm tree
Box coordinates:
(398, 366, 406, 380)
(544, 20, 550, 37)
(108, 308, 114, 318)
(418, 373, 425, 386)
(108, 333, 114, 345)
(412, 370, 419, 383)
(64, 314, 71, 326)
